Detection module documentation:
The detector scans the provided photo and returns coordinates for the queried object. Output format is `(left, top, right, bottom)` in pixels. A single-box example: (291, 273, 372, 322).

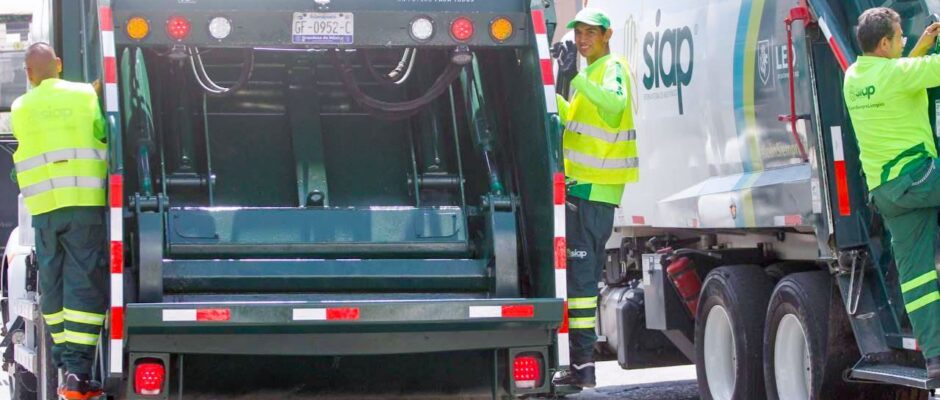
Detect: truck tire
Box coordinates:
(764, 271, 929, 400)
(695, 265, 774, 400)
(763, 271, 831, 400)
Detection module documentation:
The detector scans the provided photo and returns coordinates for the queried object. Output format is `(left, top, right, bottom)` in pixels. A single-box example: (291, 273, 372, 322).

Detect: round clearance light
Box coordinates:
(489, 17, 513, 42)
(410, 17, 434, 41)
(208, 16, 232, 40)
(166, 15, 191, 41)
(126, 16, 150, 40)
(450, 16, 474, 42)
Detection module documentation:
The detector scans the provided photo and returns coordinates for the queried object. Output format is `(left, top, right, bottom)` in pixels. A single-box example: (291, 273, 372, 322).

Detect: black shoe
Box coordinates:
(928, 356, 940, 380)
(552, 363, 596, 388)
(57, 373, 103, 400)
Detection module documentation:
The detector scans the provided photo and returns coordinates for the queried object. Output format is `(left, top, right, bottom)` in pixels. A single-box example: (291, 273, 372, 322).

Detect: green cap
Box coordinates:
(566, 8, 611, 30)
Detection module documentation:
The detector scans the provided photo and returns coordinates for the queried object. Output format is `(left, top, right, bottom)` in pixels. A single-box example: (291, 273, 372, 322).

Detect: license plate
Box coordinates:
(292, 12, 354, 45)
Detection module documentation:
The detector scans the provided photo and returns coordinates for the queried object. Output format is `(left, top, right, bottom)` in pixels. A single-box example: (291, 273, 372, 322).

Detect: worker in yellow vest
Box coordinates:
(844, 7, 940, 380)
(11, 42, 107, 400)
(551, 8, 639, 388)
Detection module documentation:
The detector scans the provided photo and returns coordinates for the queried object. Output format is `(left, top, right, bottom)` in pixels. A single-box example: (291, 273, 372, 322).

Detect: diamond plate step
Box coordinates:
(850, 361, 938, 390)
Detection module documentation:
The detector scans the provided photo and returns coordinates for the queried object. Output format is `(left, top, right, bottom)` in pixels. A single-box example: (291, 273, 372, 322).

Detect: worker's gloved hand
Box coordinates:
(552, 40, 578, 77)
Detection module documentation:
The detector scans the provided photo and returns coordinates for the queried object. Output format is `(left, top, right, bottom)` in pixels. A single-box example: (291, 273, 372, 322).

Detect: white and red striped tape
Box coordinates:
(98, 2, 125, 375)
(532, 8, 569, 367)
(818, 18, 849, 72)
(163, 308, 233, 322)
(158, 305, 536, 322)
(830, 126, 851, 216)
(468, 305, 535, 318)
(531, 9, 558, 114)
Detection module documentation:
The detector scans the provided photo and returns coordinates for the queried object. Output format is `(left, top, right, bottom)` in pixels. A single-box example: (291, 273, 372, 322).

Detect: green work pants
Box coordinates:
(870, 158, 940, 358)
(33, 207, 109, 375)
(565, 196, 615, 365)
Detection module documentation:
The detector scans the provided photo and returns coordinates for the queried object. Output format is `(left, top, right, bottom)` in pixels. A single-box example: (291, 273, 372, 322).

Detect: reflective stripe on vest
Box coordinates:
(565, 149, 639, 170)
(565, 121, 636, 144)
(20, 177, 106, 198)
(562, 55, 638, 185)
(14, 148, 108, 174)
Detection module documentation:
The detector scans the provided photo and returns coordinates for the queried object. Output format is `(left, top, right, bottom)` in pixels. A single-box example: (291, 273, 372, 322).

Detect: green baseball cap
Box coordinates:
(566, 8, 611, 29)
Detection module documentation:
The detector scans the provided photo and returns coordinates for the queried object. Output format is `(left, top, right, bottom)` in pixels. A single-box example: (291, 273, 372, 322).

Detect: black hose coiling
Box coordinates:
(330, 50, 463, 120)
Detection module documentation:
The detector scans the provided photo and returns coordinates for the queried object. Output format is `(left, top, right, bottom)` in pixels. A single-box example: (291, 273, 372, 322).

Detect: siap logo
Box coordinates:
(642, 9, 694, 115)
(851, 85, 876, 100)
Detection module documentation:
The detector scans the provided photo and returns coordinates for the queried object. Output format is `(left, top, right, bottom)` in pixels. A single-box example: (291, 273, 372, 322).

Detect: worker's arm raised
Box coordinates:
(570, 60, 628, 123)
(908, 22, 940, 58)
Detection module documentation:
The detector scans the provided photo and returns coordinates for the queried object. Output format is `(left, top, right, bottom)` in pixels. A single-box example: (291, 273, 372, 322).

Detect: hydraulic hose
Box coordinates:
(188, 47, 254, 97)
(329, 49, 464, 118)
(364, 48, 416, 87)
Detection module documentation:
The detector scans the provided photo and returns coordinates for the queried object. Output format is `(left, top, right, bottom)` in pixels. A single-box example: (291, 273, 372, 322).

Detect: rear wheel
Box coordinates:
(695, 265, 774, 400)
(762, 271, 926, 400)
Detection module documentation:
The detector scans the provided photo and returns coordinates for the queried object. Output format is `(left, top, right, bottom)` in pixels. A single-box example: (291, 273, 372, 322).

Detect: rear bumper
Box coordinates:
(125, 298, 563, 355)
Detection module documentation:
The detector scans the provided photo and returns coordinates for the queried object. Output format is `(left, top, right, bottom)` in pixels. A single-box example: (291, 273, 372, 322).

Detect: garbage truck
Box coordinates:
(1, 0, 572, 398)
(568, 0, 940, 398)
(0, 12, 30, 256)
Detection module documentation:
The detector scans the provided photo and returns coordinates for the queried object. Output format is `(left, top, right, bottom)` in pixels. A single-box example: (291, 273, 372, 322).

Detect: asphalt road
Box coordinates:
(570, 363, 699, 400)
(0, 361, 698, 400)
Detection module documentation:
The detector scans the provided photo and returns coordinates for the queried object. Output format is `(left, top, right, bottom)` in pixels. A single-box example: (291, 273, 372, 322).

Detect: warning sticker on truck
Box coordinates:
(292, 12, 354, 45)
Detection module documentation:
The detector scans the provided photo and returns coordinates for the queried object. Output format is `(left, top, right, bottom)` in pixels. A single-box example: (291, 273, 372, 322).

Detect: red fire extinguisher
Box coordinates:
(666, 256, 702, 316)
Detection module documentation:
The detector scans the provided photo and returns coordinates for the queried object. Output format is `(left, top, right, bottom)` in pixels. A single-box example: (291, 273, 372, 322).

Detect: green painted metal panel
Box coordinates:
(162, 259, 489, 293)
(166, 207, 469, 257)
(125, 297, 562, 332)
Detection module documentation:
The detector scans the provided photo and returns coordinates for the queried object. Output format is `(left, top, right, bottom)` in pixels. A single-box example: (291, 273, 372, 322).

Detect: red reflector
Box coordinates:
(196, 308, 230, 321)
(530, 10, 547, 35)
(110, 241, 124, 274)
(554, 237, 567, 269)
(834, 161, 851, 216)
(553, 172, 566, 205)
(110, 306, 124, 340)
(540, 59, 555, 85)
(134, 360, 165, 395)
(784, 215, 803, 226)
(513, 355, 542, 389)
(166, 15, 191, 41)
(326, 307, 360, 320)
(559, 302, 569, 333)
(502, 305, 534, 318)
(109, 174, 123, 208)
(103, 57, 118, 85)
(98, 7, 114, 31)
(450, 17, 474, 42)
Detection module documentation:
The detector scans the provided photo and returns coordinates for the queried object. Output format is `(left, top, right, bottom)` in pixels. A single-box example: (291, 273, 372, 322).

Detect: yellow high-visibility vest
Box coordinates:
(11, 79, 107, 216)
(562, 56, 638, 185)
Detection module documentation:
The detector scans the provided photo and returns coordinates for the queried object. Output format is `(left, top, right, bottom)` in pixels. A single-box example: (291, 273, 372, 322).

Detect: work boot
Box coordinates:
(57, 372, 103, 400)
(552, 362, 596, 388)
(928, 356, 940, 380)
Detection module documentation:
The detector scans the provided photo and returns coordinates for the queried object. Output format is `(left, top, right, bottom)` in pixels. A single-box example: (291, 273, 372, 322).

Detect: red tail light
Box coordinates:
(166, 15, 191, 41)
(513, 354, 542, 389)
(134, 360, 165, 395)
(450, 17, 474, 42)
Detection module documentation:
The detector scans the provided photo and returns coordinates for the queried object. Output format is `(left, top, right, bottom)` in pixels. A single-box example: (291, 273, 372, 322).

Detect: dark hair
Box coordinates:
(857, 7, 901, 53)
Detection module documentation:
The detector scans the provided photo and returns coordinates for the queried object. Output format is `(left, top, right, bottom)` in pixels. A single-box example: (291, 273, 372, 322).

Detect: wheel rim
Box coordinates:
(774, 314, 812, 400)
(704, 305, 737, 400)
